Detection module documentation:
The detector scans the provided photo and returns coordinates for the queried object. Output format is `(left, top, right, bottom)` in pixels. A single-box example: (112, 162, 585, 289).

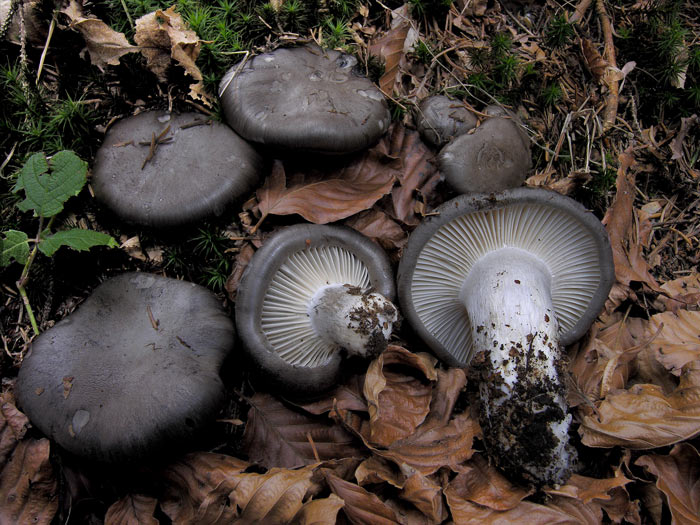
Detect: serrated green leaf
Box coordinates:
(14, 151, 88, 218)
(1, 230, 30, 267)
(38, 229, 118, 257)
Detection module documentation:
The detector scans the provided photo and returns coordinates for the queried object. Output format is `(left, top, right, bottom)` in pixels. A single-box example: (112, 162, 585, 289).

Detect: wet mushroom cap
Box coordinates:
(415, 95, 477, 147)
(438, 113, 531, 193)
(92, 111, 264, 228)
(397, 187, 614, 367)
(236, 224, 396, 395)
(15, 273, 235, 463)
(219, 45, 391, 154)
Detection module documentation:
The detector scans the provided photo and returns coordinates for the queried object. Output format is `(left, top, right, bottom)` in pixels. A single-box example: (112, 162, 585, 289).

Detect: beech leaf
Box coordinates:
(643, 310, 700, 375)
(369, 6, 411, 96)
(291, 493, 345, 525)
(636, 443, 700, 525)
(325, 470, 400, 525)
(0, 394, 29, 469)
(400, 470, 448, 523)
(104, 494, 159, 525)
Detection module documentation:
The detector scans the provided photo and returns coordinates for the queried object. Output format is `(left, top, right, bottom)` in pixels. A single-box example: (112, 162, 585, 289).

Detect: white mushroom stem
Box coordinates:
(460, 247, 575, 485)
(309, 284, 397, 358)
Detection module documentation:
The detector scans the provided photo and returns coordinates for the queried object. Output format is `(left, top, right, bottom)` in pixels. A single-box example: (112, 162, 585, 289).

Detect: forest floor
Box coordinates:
(1, 0, 700, 523)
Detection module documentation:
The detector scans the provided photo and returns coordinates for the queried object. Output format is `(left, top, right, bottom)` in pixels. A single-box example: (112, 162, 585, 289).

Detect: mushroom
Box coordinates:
(415, 95, 477, 147)
(397, 188, 614, 485)
(236, 224, 398, 395)
(92, 111, 264, 228)
(219, 45, 391, 154)
(15, 273, 235, 463)
(438, 110, 531, 193)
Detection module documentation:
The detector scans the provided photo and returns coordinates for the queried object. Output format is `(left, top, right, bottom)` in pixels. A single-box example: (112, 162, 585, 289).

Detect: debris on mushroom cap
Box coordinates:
(415, 95, 477, 147)
(236, 224, 397, 396)
(218, 45, 391, 154)
(15, 273, 235, 463)
(398, 187, 614, 367)
(92, 111, 264, 228)
(438, 111, 532, 193)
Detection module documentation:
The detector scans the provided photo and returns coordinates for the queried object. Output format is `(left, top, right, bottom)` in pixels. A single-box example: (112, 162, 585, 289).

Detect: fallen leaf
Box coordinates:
(325, 470, 400, 524)
(400, 470, 448, 523)
(580, 361, 700, 449)
(254, 156, 396, 231)
(445, 454, 532, 511)
(670, 115, 699, 161)
(0, 439, 58, 525)
(295, 373, 367, 416)
(345, 209, 407, 254)
(160, 452, 249, 523)
(61, 0, 137, 70)
(356, 456, 405, 488)
(0, 394, 29, 467)
(636, 443, 700, 525)
(644, 310, 700, 375)
(364, 345, 438, 447)
(291, 493, 345, 525)
(369, 6, 411, 96)
(545, 472, 633, 504)
(655, 273, 700, 312)
(134, 6, 213, 105)
(581, 38, 608, 82)
(104, 494, 159, 525)
(224, 242, 255, 301)
(243, 393, 365, 469)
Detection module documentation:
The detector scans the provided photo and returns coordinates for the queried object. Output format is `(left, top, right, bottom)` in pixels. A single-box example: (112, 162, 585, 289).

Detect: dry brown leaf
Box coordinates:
(655, 274, 700, 312)
(545, 472, 633, 504)
(134, 6, 212, 105)
(104, 494, 159, 525)
(345, 209, 408, 254)
(61, 0, 137, 70)
(368, 7, 410, 96)
(356, 456, 406, 488)
(295, 373, 367, 416)
(243, 393, 365, 469)
(224, 242, 255, 301)
(644, 310, 700, 375)
(0, 438, 57, 525)
(446, 454, 532, 511)
(0, 394, 29, 467)
(291, 493, 345, 525)
(325, 470, 400, 524)
(160, 452, 249, 523)
(364, 345, 438, 447)
(581, 38, 608, 82)
(670, 115, 699, 161)
(254, 156, 396, 231)
(580, 361, 700, 449)
(636, 443, 700, 525)
(400, 470, 448, 523)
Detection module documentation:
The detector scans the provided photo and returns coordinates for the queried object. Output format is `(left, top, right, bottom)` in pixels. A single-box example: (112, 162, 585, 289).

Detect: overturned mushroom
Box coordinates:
(92, 111, 263, 228)
(438, 110, 531, 193)
(397, 188, 614, 485)
(15, 273, 235, 463)
(415, 95, 477, 147)
(219, 45, 391, 154)
(236, 224, 398, 395)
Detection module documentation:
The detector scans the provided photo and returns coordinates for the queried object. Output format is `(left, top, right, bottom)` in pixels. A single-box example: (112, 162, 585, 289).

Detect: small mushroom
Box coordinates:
(92, 111, 264, 228)
(438, 111, 531, 193)
(415, 96, 477, 147)
(397, 188, 614, 485)
(219, 45, 391, 154)
(236, 224, 398, 395)
(15, 273, 235, 463)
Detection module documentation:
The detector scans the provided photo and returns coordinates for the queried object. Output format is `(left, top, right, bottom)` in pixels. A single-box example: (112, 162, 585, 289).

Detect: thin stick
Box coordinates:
(36, 14, 55, 84)
(120, 0, 134, 30)
(596, 0, 619, 131)
(571, 0, 593, 24)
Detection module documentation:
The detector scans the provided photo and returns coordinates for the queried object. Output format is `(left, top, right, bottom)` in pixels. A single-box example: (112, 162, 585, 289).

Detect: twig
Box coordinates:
(36, 13, 56, 84)
(596, 0, 619, 132)
(571, 0, 593, 24)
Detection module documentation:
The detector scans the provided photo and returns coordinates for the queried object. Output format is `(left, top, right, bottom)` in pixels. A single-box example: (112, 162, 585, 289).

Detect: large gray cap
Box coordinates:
(219, 45, 391, 154)
(415, 96, 477, 147)
(236, 224, 395, 396)
(15, 273, 235, 463)
(92, 111, 263, 228)
(397, 188, 615, 367)
(438, 113, 531, 193)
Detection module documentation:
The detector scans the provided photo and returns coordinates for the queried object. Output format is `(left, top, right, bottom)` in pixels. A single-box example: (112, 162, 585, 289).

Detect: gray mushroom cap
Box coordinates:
(438, 113, 531, 193)
(397, 187, 615, 367)
(235, 224, 396, 395)
(415, 96, 477, 147)
(15, 273, 235, 463)
(92, 111, 264, 228)
(219, 45, 391, 154)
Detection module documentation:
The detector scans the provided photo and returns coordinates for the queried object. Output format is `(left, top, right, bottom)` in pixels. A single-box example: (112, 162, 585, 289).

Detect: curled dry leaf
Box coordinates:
(325, 470, 400, 525)
(0, 393, 29, 467)
(545, 472, 633, 504)
(0, 438, 58, 525)
(224, 242, 255, 301)
(400, 470, 448, 523)
(655, 273, 700, 312)
(356, 456, 405, 488)
(104, 494, 159, 525)
(294, 373, 367, 416)
(580, 361, 700, 449)
(363, 345, 438, 447)
(254, 156, 396, 231)
(290, 493, 345, 525)
(160, 452, 249, 523)
(368, 6, 411, 96)
(243, 393, 365, 469)
(643, 310, 700, 375)
(345, 209, 407, 255)
(60, 0, 137, 70)
(134, 6, 213, 105)
(636, 443, 700, 525)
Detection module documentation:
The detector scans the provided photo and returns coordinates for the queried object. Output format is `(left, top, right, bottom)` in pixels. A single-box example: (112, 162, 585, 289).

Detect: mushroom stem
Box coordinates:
(308, 284, 397, 358)
(460, 247, 576, 485)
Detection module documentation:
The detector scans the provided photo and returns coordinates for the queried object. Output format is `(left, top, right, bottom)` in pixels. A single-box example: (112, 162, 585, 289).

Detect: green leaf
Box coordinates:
(0, 230, 30, 267)
(14, 151, 88, 218)
(38, 229, 119, 257)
